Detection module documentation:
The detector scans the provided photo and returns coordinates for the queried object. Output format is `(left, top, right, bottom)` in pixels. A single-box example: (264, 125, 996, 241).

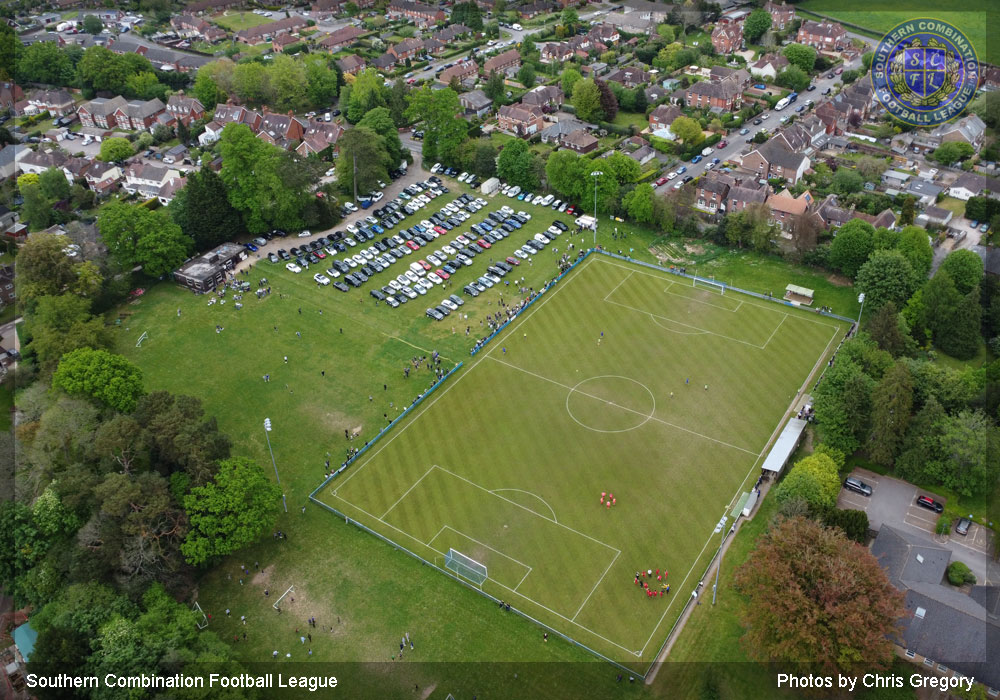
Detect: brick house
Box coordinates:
(749, 53, 789, 80)
(695, 173, 734, 213)
(683, 77, 743, 111)
(170, 14, 210, 37)
(0, 82, 24, 110)
(84, 160, 122, 197)
(297, 119, 343, 157)
(766, 189, 813, 231)
(521, 84, 563, 108)
(497, 103, 545, 137)
(438, 61, 479, 86)
(187, 0, 245, 14)
(388, 37, 424, 61)
(604, 67, 651, 89)
(562, 129, 599, 153)
(432, 25, 472, 43)
(257, 110, 306, 143)
(213, 103, 264, 132)
(77, 96, 165, 131)
(459, 90, 493, 118)
(123, 162, 181, 198)
(796, 20, 847, 51)
(739, 139, 810, 184)
(165, 94, 205, 126)
(540, 42, 575, 64)
(337, 54, 367, 76)
(318, 26, 366, 51)
(27, 89, 75, 116)
(727, 184, 768, 213)
(235, 16, 307, 45)
(386, 0, 446, 28)
(588, 24, 620, 44)
(711, 22, 743, 54)
(648, 104, 681, 131)
(271, 33, 298, 52)
(483, 49, 521, 78)
(765, 1, 795, 30)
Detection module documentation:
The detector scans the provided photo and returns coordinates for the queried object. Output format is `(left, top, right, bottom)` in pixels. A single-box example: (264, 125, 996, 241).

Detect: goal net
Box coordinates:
(136, 331, 149, 347)
(445, 548, 487, 585)
(693, 277, 725, 295)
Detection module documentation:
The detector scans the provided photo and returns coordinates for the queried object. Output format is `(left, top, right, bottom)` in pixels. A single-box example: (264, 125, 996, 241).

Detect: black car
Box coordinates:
(345, 274, 361, 287)
(753, 118, 763, 125)
(435, 305, 450, 317)
(806, 84, 816, 91)
(278, 249, 291, 260)
(333, 281, 349, 292)
(552, 220, 568, 231)
(426, 308, 444, 320)
(495, 261, 513, 272)
(916, 495, 944, 513)
(307, 254, 320, 265)
(463, 284, 480, 297)
(370, 289, 386, 301)
(355, 269, 369, 282)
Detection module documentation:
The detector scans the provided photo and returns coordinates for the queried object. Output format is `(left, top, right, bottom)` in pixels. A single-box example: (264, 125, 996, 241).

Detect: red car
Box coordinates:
(417, 259, 432, 271)
(477, 238, 491, 249)
(505, 256, 520, 266)
(433, 225, 447, 235)
(716, 140, 728, 149)
(435, 268, 450, 280)
(405, 240, 420, 251)
(314, 250, 326, 259)
(566, 205, 576, 214)
(654, 177, 668, 187)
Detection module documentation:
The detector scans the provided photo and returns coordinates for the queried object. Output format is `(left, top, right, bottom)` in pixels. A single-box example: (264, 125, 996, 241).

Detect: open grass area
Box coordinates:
(935, 196, 968, 219)
(796, 1, 993, 63)
(212, 10, 274, 32)
(116, 180, 847, 692)
(611, 112, 649, 132)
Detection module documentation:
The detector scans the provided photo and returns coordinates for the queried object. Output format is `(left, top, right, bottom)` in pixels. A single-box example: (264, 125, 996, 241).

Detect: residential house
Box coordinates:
(919, 205, 953, 227)
(372, 53, 398, 71)
(497, 103, 545, 137)
(213, 102, 264, 132)
(621, 136, 655, 165)
(727, 184, 768, 213)
(796, 20, 847, 51)
(948, 172, 1000, 201)
(588, 24, 620, 45)
(388, 37, 425, 62)
(740, 139, 810, 184)
(683, 76, 743, 112)
(872, 526, 1000, 697)
(257, 110, 307, 148)
(337, 54, 367, 75)
(422, 38, 446, 56)
(16, 149, 69, 177)
(749, 53, 789, 80)
(459, 90, 493, 118)
(77, 96, 165, 131)
(84, 160, 122, 197)
(122, 162, 182, 199)
(981, 65, 1000, 92)
(932, 114, 987, 148)
(27, 89, 75, 116)
(0, 82, 24, 110)
(540, 117, 595, 145)
(765, 1, 795, 30)
(695, 173, 735, 213)
(813, 193, 896, 229)
(483, 49, 521, 78)
(519, 1, 556, 20)
(173, 242, 246, 293)
(296, 118, 343, 157)
(170, 14, 210, 37)
(604, 67, 652, 89)
(710, 66, 750, 90)
(813, 80, 874, 134)
(235, 16, 308, 45)
(198, 121, 226, 146)
(439, 61, 479, 87)
(767, 189, 814, 231)
(158, 176, 186, 205)
(271, 33, 299, 52)
(165, 94, 205, 126)
(432, 24, 472, 43)
(187, 0, 246, 14)
(711, 22, 743, 55)
(521, 85, 564, 109)
(562, 129, 599, 154)
(318, 25, 366, 51)
(0, 145, 24, 180)
(601, 12, 656, 35)
(0, 263, 12, 310)
(311, 0, 347, 17)
(583, 62, 609, 77)
(649, 104, 682, 132)
(621, 0, 670, 23)
(386, 0, 446, 28)
(540, 42, 576, 64)
(906, 179, 944, 206)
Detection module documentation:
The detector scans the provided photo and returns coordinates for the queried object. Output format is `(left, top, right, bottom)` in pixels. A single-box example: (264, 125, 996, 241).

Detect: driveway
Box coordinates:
(841, 469, 999, 586)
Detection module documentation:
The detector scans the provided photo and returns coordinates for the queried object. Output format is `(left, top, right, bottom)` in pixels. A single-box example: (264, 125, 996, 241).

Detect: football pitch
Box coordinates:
(317, 253, 848, 667)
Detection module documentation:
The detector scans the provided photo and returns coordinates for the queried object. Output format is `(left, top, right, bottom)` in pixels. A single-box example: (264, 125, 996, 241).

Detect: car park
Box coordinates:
(843, 476, 872, 497)
(955, 518, 971, 536)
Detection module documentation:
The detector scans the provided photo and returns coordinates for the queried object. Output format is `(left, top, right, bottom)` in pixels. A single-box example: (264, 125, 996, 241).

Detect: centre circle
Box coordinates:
(565, 376, 656, 433)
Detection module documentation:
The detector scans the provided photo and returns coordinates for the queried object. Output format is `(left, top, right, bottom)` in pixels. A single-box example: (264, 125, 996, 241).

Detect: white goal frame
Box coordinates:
(692, 277, 725, 295)
(136, 331, 149, 347)
(445, 548, 488, 585)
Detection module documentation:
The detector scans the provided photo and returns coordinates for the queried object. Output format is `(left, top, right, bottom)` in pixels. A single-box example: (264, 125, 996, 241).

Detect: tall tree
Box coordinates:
(517, 63, 536, 88)
(813, 359, 875, 453)
(347, 68, 388, 123)
(267, 54, 308, 112)
(773, 453, 841, 512)
(938, 249, 984, 296)
(595, 79, 618, 122)
(742, 8, 772, 43)
(545, 150, 587, 202)
(935, 411, 1000, 497)
(168, 168, 244, 252)
(181, 457, 281, 566)
(303, 55, 340, 109)
(670, 116, 703, 145)
(571, 78, 603, 123)
(53, 348, 145, 414)
(98, 137, 134, 164)
(358, 107, 403, 167)
(855, 249, 918, 310)
(98, 201, 192, 275)
(894, 225, 932, 278)
(404, 87, 466, 166)
(868, 363, 914, 465)
(483, 70, 506, 103)
(388, 78, 410, 127)
(561, 66, 582, 96)
(496, 139, 539, 190)
(336, 126, 392, 200)
(734, 517, 906, 674)
(936, 287, 983, 360)
(623, 184, 655, 224)
(865, 302, 911, 358)
(17, 40, 74, 85)
(232, 61, 269, 105)
(38, 168, 70, 202)
(828, 218, 875, 279)
(782, 44, 817, 73)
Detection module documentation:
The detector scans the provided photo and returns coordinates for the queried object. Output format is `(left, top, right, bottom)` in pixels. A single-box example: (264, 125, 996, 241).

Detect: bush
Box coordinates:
(946, 560, 976, 586)
(824, 508, 869, 543)
(935, 517, 951, 535)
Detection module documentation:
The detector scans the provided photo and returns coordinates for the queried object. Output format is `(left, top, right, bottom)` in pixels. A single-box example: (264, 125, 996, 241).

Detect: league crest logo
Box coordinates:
(871, 19, 978, 126)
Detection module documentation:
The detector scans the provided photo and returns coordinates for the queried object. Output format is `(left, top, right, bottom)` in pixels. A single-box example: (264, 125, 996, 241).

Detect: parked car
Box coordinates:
(955, 518, 971, 536)
(691, 155, 703, 164)
(285, 262, 302, 273)
(313, 273, 331, 285)
(916, 495, 944, 513)
(843, 476, 872, 497)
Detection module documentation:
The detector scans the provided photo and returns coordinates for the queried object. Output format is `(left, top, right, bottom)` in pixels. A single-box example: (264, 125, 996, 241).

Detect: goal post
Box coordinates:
(445, 548, 487, 585)
(693, 277, 725, 295)
(136, 331, 149, 347)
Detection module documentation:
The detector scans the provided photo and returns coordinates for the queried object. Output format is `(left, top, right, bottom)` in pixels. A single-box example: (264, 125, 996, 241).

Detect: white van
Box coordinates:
(541, 194, 555, 206)
(409, 262, 427, 276)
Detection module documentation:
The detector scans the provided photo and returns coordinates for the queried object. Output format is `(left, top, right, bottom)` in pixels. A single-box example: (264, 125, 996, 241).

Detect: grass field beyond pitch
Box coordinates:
(318, 254, 847, 667)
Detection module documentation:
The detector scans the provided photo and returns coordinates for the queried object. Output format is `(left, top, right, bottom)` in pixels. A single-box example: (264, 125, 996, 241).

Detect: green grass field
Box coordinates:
(116, 184, 849, 691)
(317, 254, 847, 666)
(796, 1, 993, 63)
(213, 10, 273, 32)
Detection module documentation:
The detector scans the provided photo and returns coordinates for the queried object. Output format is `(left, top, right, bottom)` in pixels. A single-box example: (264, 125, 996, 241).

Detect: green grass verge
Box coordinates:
(213, 11, 274, 32)
(935, 196, 967, 219)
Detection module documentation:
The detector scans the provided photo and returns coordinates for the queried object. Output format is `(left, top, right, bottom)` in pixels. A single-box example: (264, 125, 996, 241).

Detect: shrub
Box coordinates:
(935, 517, 951, 535)
(946, 561, 976, 586)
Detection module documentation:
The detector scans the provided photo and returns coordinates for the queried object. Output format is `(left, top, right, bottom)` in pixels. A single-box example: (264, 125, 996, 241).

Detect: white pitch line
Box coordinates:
(488, 356, 758, 456)
(761, 314, 788, 350)
(491, 488, 558, 523)
(438, 524, 534, 574)
(605, 297, 767, 350)
(603, 270, 634, 301)
(381, 465, 436, 519)
(572, 549, 621, 621)
(514, 568, 532, 592)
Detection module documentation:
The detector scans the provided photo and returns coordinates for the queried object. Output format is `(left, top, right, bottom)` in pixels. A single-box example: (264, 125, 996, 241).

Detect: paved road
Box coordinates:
(840, 468, 999, 587)
(656, 61, 860, 193)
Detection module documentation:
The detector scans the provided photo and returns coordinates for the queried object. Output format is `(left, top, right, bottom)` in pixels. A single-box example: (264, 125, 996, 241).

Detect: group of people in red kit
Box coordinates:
(634, 569, 669, 598)
(599, 492, 617, 509)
